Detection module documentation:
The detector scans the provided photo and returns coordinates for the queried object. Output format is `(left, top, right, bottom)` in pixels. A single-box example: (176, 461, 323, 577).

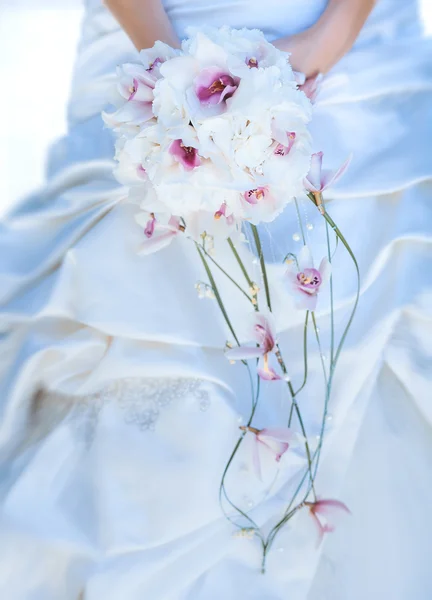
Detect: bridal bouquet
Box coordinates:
(104, 26, 358, 572)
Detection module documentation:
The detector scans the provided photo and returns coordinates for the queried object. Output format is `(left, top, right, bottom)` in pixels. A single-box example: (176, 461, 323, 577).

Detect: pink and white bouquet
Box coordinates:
(104, 26, 313, 250)
(104, 26, 357, 572)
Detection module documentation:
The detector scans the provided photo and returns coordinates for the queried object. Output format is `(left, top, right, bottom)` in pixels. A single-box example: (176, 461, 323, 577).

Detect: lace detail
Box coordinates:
(115, 377, 210, 431)
(31, 377, 210, 447)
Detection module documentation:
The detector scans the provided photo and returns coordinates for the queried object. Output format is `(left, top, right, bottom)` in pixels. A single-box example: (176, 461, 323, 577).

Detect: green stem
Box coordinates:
(265, 204, 360, 558)
(200, 245, 253, 305)
(310, 209, 360, 481)
(197, 244, 265, 538)
(228, 238, 254, 288)
(196, 245, 240, 346)
(292, 311, 310, 398)
(250, 224, 272, 312)
(325, 220, 335, 365)
(311, 312, 328, 382)
(294, 198, 306, 245)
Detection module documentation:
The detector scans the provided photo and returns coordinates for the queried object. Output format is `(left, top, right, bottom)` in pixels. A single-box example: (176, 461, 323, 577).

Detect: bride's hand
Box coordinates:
(273, 0, 376, 77)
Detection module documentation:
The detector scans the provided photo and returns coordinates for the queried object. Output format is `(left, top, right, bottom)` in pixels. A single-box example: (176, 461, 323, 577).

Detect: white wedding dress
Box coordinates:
(0, 1, 431, 598)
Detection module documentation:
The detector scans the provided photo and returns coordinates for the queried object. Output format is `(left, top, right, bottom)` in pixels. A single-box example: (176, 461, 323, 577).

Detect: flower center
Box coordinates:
(127, 78, 139, 100)
(147, 57, 162, 72)
(209, 78, 227, 94)
(249, 189, 265, 200)
(297, 268, 322, 288)
(181, 143, 195, 155)
(247, 57, 258, 68)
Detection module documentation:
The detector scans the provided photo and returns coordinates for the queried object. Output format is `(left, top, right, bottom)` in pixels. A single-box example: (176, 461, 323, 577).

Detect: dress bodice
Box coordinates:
(160, 0, 421, 44)
(84, 0, 422, 44)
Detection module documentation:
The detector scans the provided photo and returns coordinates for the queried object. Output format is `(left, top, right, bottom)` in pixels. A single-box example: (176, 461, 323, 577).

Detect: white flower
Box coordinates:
(105, 26, 315, 248)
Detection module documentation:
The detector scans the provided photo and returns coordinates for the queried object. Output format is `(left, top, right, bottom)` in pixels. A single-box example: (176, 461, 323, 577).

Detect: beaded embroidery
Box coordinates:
(31, 377, 209, 447)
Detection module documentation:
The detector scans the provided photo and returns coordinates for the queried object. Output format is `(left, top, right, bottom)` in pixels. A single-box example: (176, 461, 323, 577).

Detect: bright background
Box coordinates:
(0, 0, 431, 216)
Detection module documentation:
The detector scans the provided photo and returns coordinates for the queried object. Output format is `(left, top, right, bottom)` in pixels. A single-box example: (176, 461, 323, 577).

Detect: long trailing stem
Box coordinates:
(250, 224, 272, 312)
(310, 208, 360, 481)
(199, 244, 254, 306)
(275, 343, 317, 500)
(198, 199, 360, 572)
(325, 219, 335, 365)
(263, 201, 361, 566)
(196, 243, 265, 540)
(196, 244, 240, 346)
(291, 311, 310, 403)
(228, 237, 255, 289)
(248, 222, 316, 497)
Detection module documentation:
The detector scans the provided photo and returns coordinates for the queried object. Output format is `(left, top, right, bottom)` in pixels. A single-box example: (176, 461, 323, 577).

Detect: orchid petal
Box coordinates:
(254, 312, 276, 350)
(258, 427, 298, 444)
(225, 346, 265, 361)
(138, 231, 177, 255)
(309, 511, 326, 548)
(295, 290, 318, 311)
(297, 245, 314, 272)
(314, 499, 351, 518)
(257, 366, 282, 381)
(305, 152, 323, 192)
(321, 154, 352, 191)
(113, 101, 154, 125)
(318, 257, 331, 285)
(257, 436, 289, 461)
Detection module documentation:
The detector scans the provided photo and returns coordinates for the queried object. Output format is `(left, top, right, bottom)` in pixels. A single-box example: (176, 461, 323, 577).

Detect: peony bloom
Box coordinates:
(286, 245, 330, 311)
(169, 139, 201, 170)
(225, 312, 281, 380)
(240, 426, 299, 480)
(304, 499, 351, 546)
(304, 152, 352, 194)
(194, 66, 239, 107)
(135, 213, 184, 255)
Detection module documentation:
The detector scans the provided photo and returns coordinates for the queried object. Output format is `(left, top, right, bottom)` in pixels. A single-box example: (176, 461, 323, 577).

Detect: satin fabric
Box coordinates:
(0, 1, 432, 599)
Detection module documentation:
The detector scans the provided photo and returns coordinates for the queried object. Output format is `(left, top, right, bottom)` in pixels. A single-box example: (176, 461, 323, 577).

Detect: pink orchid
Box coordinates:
(304, 499, 351, 546)
(274, 132, 296, 156)
(214, 203, 235, 225)
(146, 57, 163, 73)
(225, 313, 281, 380)
(139, 41, 178, 77)
(243, 187, 269, 205)
(169, 139, 201, 170)
(304, 152, 352, 194)
(194, 67, 239, 107)
(286, 246, 330, 311)
(116, 63, 156, 124)
(136, 214, 184, 255)
(246, 57, 259, 69)
(299, 73, 323, 103)
(240, 426, 298, 480)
